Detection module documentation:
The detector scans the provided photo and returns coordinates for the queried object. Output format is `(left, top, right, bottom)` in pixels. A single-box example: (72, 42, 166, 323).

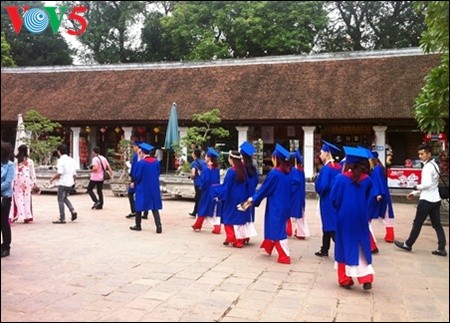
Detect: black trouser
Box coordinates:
(1, 196, 12, 251)
(406, 200, 446, 250)
(135, 210, 161, 228)
(320, 230, 336, 254)
(192, 185, 202, 215)
(87, 180, 104, 206)
(128, 191, 135, 214)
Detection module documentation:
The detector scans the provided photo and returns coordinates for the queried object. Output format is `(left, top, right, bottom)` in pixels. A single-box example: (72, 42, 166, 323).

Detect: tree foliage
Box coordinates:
(181, 108, 229, 151)
(413, 1, 449, 133)
(1, 1, 73, 66)
(63, 1, 146, 64)
(150, 1, 326, 61)
(22, 109, 63, 166)
(316, 1, 425, 52)
(1, 31, 15, 66)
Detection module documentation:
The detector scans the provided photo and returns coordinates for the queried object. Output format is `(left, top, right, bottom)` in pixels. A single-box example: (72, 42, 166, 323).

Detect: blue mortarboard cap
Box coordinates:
(206, 147, 220, 158)
(343, 146, 371, 164)
(293, 149, 303, 164)
(138, 142, 154, 154)
(321, 140, 341, 153)
(240, 141, 256, 156)
(357, 145, 374, 159)
(273, 143, 290, 160)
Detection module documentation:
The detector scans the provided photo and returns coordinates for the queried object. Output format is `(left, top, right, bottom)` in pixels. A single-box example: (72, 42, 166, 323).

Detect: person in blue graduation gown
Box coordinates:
(240, 141, 259, 242)
(315, 140, 342, 257)
(289, 149, 309, 239)
(191, 147, 221, 233)
(213, 150, 252, 248)
(243, 143, 292, 264)
(129, 142, 162, 233)
(330, 146, 375, 290)
(125, 141, 148, 219)
(369, 152, 395, 245)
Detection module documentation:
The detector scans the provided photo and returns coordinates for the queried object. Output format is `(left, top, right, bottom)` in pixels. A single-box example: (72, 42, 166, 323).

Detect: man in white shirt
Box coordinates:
(50, 144, 78, 224)
(395, 144, 447, 256)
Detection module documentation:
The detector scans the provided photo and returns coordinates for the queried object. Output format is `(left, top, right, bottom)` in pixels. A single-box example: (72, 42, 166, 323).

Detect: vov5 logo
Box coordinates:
(4, 6, 88, 36)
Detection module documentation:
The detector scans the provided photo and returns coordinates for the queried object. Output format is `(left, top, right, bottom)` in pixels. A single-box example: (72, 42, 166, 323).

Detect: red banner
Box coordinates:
(387, 168, 422, 188)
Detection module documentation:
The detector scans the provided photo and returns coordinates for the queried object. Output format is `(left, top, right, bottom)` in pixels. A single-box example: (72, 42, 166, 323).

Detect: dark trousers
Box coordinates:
(321, 230, 336, 254)
(87, 180, 104, 206)
(1, 196, 12, 251)
(406, 200, 446, 250)
(128, 191, 135, 214)
(192, 185, 202, 215)
(135, 210, 161, 228)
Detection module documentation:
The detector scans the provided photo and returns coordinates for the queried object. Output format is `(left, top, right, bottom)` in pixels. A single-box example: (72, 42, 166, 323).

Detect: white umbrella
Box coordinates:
(14, 113, 28, 156)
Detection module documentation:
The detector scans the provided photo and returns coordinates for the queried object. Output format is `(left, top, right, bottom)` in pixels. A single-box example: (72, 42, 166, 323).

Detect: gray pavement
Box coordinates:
(1, 191, 449, 322)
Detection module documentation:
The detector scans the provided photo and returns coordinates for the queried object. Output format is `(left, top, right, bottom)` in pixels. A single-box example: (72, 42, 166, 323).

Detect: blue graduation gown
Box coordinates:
(330, 172, 373, 266)
(252, 167, 291, 240)
(246, 167, 259, 222)
(369, 165, 395, 219)
(134, 156, 162, 211)
(290, 166, 306, 218)
(197, 166, 220, 217)
(214, 168, 251, 225)
(315, 162, 341, 231)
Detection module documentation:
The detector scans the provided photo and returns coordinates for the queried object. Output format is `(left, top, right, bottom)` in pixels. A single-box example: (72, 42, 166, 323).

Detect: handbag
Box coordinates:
(431, 162, 449, 200)
(97, 156, 111, 180)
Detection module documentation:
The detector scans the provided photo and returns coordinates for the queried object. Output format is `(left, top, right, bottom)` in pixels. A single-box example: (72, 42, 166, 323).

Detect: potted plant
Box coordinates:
(108, 138, 132, 196)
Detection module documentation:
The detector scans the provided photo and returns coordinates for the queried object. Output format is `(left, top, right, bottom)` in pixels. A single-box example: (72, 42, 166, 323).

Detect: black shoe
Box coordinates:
(130, 225, 142, 231)
(189, 212, 196, 217)
(156, 225, 162, 234)
(431, 249, 447, 257)
(315, 251, 328, 257)
(1, 249, 10, 258)
(91, 202, 100, 209)
(371, 248, 379, 254)
(52, 219, 66, 224)
(394, 240, 412, 251)
(363, 282, 372, 290)
(71, 212, 77, 221)
(126, 213, 136, 218)
(95, 205, 103, 210)
(142, 215, 148, 219)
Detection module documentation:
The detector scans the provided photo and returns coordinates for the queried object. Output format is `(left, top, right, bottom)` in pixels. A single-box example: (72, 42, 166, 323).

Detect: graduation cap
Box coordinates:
(343, 146, 372, 164)
(206, 147, 220, 158)
(139, 142, 155, 154)
(357, 145, 374, 159)
(272, 143, 290, 160)
(240, 141, 256, 157)
(293, 149, 303, 164)
(321, 140, 341, 153)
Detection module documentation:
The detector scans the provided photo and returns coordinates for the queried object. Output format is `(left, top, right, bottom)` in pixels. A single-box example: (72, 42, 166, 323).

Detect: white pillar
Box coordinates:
(71, 127, 81, 170)
(179, 126, 188, 162)
(236, 126, 249, 147)
(373, 125, 388, 166)
(302, 126, 316, 179)
(122, 127, 133, 141)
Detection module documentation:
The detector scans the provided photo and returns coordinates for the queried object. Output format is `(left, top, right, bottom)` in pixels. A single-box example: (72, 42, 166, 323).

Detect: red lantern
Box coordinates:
(137, 127, 146, 134)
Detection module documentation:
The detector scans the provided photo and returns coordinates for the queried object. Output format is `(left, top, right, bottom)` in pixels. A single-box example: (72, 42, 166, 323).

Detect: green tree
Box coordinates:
(1, 31, 15, 66)
(1, 1, 73, 66)
(147, 1, 326, 61)
(316, 1, 425, 52)
(181, 108, 229, 152)
(22, 109, 63, 166)
(413, 1, 449, 134)
(63, 1, 146, 64)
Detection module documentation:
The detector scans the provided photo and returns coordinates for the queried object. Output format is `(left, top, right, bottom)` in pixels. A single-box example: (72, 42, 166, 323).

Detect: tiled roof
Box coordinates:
(1, 48, 440, 125)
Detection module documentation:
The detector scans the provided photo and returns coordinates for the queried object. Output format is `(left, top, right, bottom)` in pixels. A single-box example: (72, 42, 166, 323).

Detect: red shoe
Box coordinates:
(277, 256, 291, 264)
(24, 218, 33, 223)
(244, 238, 250, 244)
(384, 227, 395, 243)
(233, 239, 244, 248)
(211, 225, 221, 234)
(295, 235, 305, 240)
(260, 240, 274, 255)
